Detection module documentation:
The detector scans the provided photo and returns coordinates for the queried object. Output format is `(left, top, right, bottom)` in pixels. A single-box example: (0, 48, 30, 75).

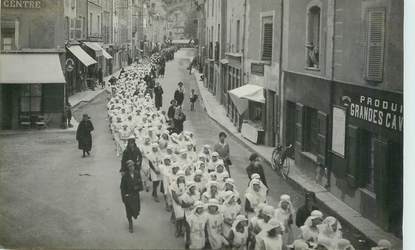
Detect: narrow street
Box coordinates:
(0, 49, 369, 249)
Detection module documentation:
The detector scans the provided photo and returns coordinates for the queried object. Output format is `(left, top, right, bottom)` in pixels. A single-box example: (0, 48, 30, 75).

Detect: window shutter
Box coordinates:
(366, 9, 385, 82)
(262, 22, 273, 61)
(346, 125, 359, 186)
(317, 111, 327, 165)
(373, 138, 389, 228)
(295, 103, 304, 149)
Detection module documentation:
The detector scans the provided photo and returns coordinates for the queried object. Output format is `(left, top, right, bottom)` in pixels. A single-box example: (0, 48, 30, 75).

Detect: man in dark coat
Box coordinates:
(154, 82, 164, 110)
(120, 161, 143, 233)
(174, 82, 185, 106)
(173, 106, 186, 134)
(76, 114, 94, 157)
(246, 153, 268, 187)
(120, 138, 143, 174)
(295, 192, 319, 228)
(167, 100, 177, 123)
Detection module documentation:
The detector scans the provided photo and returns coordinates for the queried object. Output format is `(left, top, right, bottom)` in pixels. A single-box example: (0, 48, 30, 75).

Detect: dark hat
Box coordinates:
(305, 192, 317, 201)
(249, 153, 259, 162)
(178, 81, 184, 86)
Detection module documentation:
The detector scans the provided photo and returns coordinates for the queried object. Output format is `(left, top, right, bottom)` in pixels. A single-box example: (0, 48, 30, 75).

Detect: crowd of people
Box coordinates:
(101, 50, 393, 250)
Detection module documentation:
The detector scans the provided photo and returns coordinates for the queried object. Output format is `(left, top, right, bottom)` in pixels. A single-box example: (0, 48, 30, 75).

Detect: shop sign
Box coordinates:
(2, 0, 42, 8)
(65, 58, 75, 72)
(342, 94, 403, 132)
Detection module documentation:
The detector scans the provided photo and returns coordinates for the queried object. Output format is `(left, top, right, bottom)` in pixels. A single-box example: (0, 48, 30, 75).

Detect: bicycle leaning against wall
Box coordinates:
(271, 144, 294, 179)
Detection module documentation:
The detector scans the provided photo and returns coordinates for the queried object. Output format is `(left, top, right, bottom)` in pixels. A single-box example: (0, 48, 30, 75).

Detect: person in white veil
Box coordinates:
(300, 209, 323, 245)
(317, 216, 343, 249)
(274, 194, 295, 246)
(245, 178, 267, 213)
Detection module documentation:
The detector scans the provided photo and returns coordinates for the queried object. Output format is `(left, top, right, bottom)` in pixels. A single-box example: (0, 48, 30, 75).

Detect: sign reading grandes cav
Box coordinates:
(2, 0, 42, 8)
(343, 95, 403, 132)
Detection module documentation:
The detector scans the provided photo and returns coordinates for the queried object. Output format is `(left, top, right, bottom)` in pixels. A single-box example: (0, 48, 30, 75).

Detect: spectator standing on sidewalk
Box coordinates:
(174, 82, 185, 106)
(98, 67, 104, 88)
(189, 89, 198, 111)
(246, 153, 268, 188)
(213, 132, 232, 176)
(76, 114, 94, 158)
(64, 102, 72, 128)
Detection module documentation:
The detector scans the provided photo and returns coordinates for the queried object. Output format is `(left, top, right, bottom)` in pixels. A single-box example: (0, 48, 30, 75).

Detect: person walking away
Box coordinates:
(64, 102, 73, 128)
(295, 192, 319, 228)
(254, 219, 284, 250)
(173, 106, 186, 134)
(154, 82, 164, 110)
(189, 89, 198, 111)
(246, 153, 268, 187)
(213, 132, 231, 176)
(76, 114, 94, 157)
(120, 161, 143, 233)
(120, 137, 143, 175)
(174, 82, 185, 106)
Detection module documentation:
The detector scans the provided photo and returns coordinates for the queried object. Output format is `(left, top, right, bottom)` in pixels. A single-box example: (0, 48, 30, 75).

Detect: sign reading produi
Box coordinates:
(342, 94, 403, 132)
(2, 0, 42, 9)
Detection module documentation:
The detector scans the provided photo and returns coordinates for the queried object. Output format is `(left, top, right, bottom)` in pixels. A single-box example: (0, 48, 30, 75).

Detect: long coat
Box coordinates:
(76, 120, 94, 151)
(121, 146, 143, 173)
(154, 86, 164, 109)
(174, 89, 184, 106)
(120, 171, 143, 219)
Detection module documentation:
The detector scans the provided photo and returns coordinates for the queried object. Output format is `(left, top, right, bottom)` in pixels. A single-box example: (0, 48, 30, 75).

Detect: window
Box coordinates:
(82, 17, 86, 39)
(306, 6, 321, 69)
(366, 8, 386, 82)
(20, 85, 42, 114)
(303, 107, 319, 155)
(89, 13, 92, 35)
(249, 102, 263, 122)
(1, 19, 16, 50)
(98, 15, 100, 35)
(236, 20, 240, 52)
(212, 0, 214, 16)
(261, 16, 273, 61)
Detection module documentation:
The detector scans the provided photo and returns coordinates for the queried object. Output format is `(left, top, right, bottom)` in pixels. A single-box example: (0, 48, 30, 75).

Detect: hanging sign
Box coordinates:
(65, 58, 75, 72)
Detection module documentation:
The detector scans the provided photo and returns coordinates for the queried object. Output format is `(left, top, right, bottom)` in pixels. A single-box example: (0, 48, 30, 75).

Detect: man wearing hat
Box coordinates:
(76, 114, 94, 158)
(174, 81, 185, 106)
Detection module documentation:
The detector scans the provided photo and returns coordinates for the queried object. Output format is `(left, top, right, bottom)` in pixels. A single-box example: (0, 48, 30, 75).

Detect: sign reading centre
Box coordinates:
(2, 0, 42, 9)
(342, 94, 403, 132)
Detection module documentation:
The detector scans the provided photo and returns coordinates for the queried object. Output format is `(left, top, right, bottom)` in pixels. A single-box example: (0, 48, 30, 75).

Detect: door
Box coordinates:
(285, 101, 296, 154)
(2, 85, 13, 129)
(388, 141, 403, 237)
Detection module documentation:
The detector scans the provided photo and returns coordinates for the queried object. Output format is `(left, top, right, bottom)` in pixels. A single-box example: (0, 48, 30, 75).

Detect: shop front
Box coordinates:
(82, 42, 112, 88)
(0, 52, 66, 129)
(65, 45, 98, 96)
(284, 72, 331, 178)
(330, 82, 403, 237)
(229, 84, 265, 144)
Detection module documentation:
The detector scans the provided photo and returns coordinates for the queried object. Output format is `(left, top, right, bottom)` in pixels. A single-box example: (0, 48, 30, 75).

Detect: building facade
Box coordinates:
(0, 0, 67, 129)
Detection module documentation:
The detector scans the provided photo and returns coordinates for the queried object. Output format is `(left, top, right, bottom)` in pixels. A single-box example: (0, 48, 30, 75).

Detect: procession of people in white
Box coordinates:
(105, 53, 393, 250)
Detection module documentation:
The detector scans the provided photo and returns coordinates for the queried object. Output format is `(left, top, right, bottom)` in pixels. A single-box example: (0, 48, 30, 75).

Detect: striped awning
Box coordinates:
(67, 46, 97, 67)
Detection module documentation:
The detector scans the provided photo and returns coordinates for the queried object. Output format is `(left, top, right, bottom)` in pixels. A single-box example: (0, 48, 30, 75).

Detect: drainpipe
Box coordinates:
(240, 0, 247, 131)
(277, 0, 284, 146)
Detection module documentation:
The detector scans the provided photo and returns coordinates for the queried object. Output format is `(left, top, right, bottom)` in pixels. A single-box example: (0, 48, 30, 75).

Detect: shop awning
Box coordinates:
(228, 84, 265, 114)
(83, 42, 103, 57)
(102, 49, 113, 59)
(0, 53, 66, 84)
(67, 45, 97, 67)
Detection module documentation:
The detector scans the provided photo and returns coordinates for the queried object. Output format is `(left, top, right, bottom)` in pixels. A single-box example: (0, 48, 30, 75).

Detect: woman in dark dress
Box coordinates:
(173, 106, 186, 134)
(76, 114, 94, 157)
(154, 82, 164, 110)
(120, 138, 143, 175)
(174, 82, 185, 106)
(121, 161, 143, 233)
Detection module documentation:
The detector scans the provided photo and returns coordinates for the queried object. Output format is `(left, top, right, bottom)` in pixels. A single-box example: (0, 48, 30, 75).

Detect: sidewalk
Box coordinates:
(67, 69, 121, 131)
(192, 69, 402, 249)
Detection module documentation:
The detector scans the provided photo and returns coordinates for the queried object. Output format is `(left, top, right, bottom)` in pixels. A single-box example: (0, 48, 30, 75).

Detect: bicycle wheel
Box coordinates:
(280, 159, 290, 179)
(271, 149, 279, 171)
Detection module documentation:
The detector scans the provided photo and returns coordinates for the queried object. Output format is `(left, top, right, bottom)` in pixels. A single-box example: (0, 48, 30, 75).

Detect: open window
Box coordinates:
(306, 6, 321, 69)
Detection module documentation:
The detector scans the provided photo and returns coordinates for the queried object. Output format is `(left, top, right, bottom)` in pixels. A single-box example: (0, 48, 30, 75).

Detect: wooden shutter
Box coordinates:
(317, 111, 328, 165)
(295, 103, 304, 149)
(366, 9, 386, 82)
(262, 20, 273, 61)
(373, 138, 389, 228)
(346, 125, 359, 186)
